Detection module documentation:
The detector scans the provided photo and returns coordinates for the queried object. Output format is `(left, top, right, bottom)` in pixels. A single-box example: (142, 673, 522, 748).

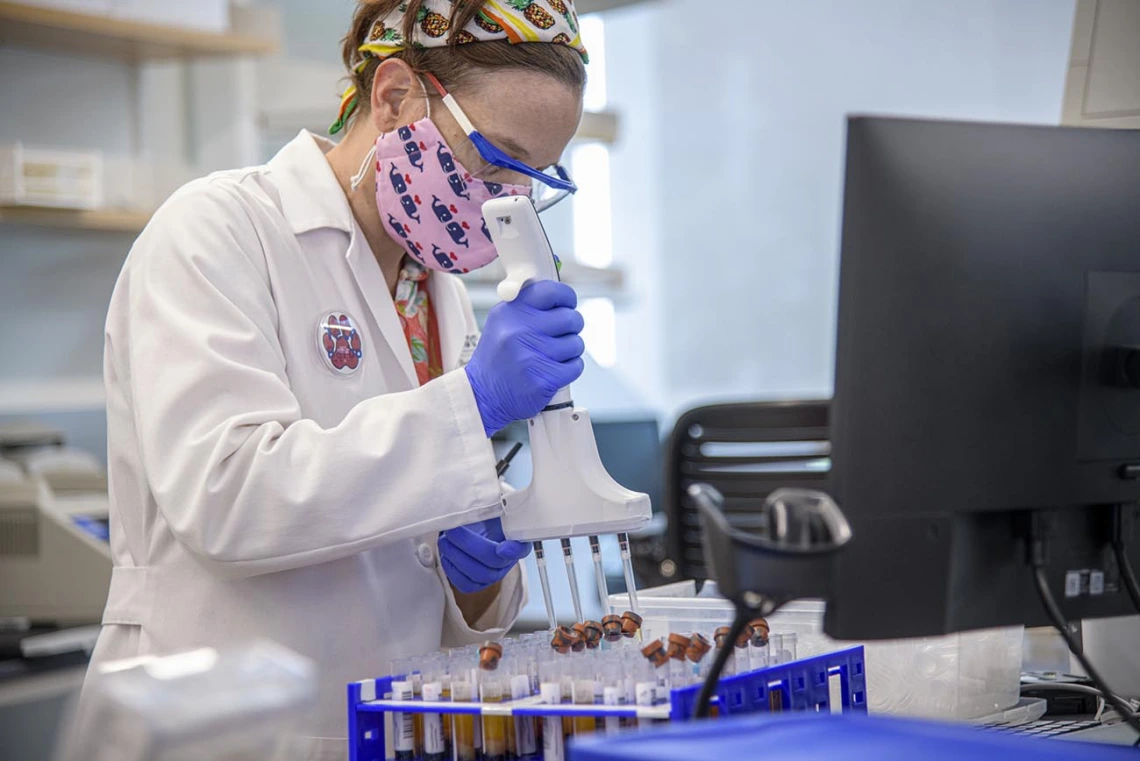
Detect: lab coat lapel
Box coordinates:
(344, 229, 419, 390)
(429, 274, 478, 373)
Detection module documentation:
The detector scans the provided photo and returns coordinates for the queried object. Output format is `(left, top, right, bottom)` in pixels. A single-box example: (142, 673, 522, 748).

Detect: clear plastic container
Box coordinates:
(611, 581, 1024, 721)
(60, 640, 317, 761)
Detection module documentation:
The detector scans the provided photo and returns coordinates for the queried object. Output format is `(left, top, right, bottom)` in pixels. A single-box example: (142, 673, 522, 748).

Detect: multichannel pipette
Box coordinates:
(482, 195, 651, 628)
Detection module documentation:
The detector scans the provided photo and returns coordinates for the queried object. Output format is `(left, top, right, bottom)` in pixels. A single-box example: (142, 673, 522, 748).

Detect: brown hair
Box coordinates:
(341, 0, 587, 128)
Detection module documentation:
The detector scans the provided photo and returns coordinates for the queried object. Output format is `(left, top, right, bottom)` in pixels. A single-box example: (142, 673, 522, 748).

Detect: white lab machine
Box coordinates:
(0, 427, 111, 625)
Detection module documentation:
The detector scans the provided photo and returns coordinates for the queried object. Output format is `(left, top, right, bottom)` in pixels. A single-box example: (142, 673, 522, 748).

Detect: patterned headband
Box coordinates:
(330, 0, 588, 135)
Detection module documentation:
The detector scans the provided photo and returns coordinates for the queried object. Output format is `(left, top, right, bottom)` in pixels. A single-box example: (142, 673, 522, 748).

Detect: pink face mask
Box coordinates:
(372, 117, 529, 274)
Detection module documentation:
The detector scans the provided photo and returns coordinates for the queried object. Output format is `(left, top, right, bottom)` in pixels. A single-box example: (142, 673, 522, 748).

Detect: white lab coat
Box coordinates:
(85, 130, 524, 759)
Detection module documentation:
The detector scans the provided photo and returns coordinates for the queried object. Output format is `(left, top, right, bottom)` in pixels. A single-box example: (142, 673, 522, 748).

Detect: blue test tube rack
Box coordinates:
(347, 646, 867, 761)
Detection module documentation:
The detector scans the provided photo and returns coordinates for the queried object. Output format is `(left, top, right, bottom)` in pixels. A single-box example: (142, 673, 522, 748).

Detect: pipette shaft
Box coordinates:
(533, 541, 557, 630)
(618, 533, 639, 613)
(561, 538, 584, 622)
(588, 535, 610, 614)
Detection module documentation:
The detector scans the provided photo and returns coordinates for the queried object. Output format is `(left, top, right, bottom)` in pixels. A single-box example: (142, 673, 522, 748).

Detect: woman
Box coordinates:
(86, 1, 589, 755)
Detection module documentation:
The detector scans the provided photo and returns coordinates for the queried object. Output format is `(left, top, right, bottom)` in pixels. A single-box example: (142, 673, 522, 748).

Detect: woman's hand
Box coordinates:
(464, 281, 585, 437)
(439, 517, 531, 594)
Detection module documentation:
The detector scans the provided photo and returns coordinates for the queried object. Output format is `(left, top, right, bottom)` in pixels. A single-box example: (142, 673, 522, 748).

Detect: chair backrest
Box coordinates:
(664, 400, 831, 580)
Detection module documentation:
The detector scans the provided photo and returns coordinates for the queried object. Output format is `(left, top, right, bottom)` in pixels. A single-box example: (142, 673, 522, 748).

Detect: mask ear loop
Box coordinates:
(349, 145, 376, 192)
(349, 76, 433, 193)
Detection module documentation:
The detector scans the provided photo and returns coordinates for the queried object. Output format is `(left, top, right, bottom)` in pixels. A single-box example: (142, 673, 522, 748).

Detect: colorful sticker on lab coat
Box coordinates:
(316, 312, 363, 375)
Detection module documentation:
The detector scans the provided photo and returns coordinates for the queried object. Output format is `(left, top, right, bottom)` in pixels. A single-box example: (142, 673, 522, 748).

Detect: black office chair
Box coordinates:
(664, 400, 831, 581)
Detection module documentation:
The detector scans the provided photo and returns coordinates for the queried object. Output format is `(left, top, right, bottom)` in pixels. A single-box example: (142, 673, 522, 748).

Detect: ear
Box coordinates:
(369, 58, 428, 134)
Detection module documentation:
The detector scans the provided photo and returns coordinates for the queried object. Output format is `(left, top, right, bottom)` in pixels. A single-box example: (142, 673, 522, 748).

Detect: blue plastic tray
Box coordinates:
(347, 646, 867, 761)
(568, 713, 1138, 761)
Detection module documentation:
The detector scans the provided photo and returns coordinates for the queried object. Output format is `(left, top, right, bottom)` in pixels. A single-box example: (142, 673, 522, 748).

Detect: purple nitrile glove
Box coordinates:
(439, 517, 532, 594)
(464, 280, 585, 438)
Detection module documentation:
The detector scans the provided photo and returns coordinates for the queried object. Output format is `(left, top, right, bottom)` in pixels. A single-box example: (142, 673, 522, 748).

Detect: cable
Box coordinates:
(1020, 681, 1140, 710)
(1111, 505, 1140, 615)
(1032, 567, 1140, 739)
(693, 607, 750, 719)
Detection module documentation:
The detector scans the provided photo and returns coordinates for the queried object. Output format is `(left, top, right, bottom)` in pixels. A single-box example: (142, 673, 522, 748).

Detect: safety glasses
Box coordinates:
(423, 72, 577, 213)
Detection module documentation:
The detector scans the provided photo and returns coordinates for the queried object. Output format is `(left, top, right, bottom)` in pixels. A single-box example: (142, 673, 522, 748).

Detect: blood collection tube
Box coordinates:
(507, 655, 538, 760)
(560, 659, 575, 742)
(633, 651, 658, 709)
(769, 634, 784, 666)
(533, 541, 558, 630)
(389, 659, 416, 761)
(784, 633, 798, 663)
(539, 660, 566, 761)
(572, 661, 598, 736)
(410, 661, 425, 757)
(602, 669, 624, 735)
(479, 643, 509, 761)
(437, 654, 454, 760)
(621, 650, 639, 728)
(421, 660, 447, 761)
(449, 653, 478, 761)
(561, 538, 584, 622)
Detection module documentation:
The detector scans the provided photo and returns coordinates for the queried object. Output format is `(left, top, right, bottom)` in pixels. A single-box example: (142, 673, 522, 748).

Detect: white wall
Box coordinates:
(602, 0, 1076, 421)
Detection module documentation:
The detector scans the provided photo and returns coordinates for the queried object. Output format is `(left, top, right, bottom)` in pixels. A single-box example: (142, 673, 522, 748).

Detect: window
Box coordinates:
(572, 15, 616, 368)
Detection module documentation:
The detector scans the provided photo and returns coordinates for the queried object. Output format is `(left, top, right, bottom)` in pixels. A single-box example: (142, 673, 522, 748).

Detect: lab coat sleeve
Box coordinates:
(123, 182, 503, 578)
(436, 481, 528, 644)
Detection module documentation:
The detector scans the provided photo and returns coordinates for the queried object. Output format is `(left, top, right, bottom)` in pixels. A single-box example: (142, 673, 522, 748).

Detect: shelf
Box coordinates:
(0, 2, 278, 61)
(0, 204, 151, 233)
(462, 262, 627, 309)
(257, 59, 621, 145)
(0, 378, 105, 414)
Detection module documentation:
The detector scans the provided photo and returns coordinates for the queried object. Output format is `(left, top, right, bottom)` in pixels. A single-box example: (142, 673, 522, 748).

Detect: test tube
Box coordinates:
(748, 618, 770, 672)
(533, 541, 558, 630)
(389, 661, 416, 761)
(508, 656, 538, 760)
(602, 669, 624, 736)
(588, 535, 610, 612)
(572, 662, 598, 736)
(438, 655, 454, 760)
(617, 533, 639, 613)
(539, 660, 566, 761)
(666, 633, 692, 687)
(782, 633, 798, 664)
(410, 660, 425, 757)
(768, 634, 784, 666)
(620, 650, 639, 729)
(479, 642, 509, 761)
(421, 660, 447, 761)
(561, 538, 584, 622)
(640, 638, 670, 703)
(450, 654, 478, 761)
(633, 652, 658, 709)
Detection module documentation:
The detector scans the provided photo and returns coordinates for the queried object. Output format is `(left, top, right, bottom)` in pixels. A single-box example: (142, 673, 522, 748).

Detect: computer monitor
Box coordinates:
(824, 116, 1140, 641)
